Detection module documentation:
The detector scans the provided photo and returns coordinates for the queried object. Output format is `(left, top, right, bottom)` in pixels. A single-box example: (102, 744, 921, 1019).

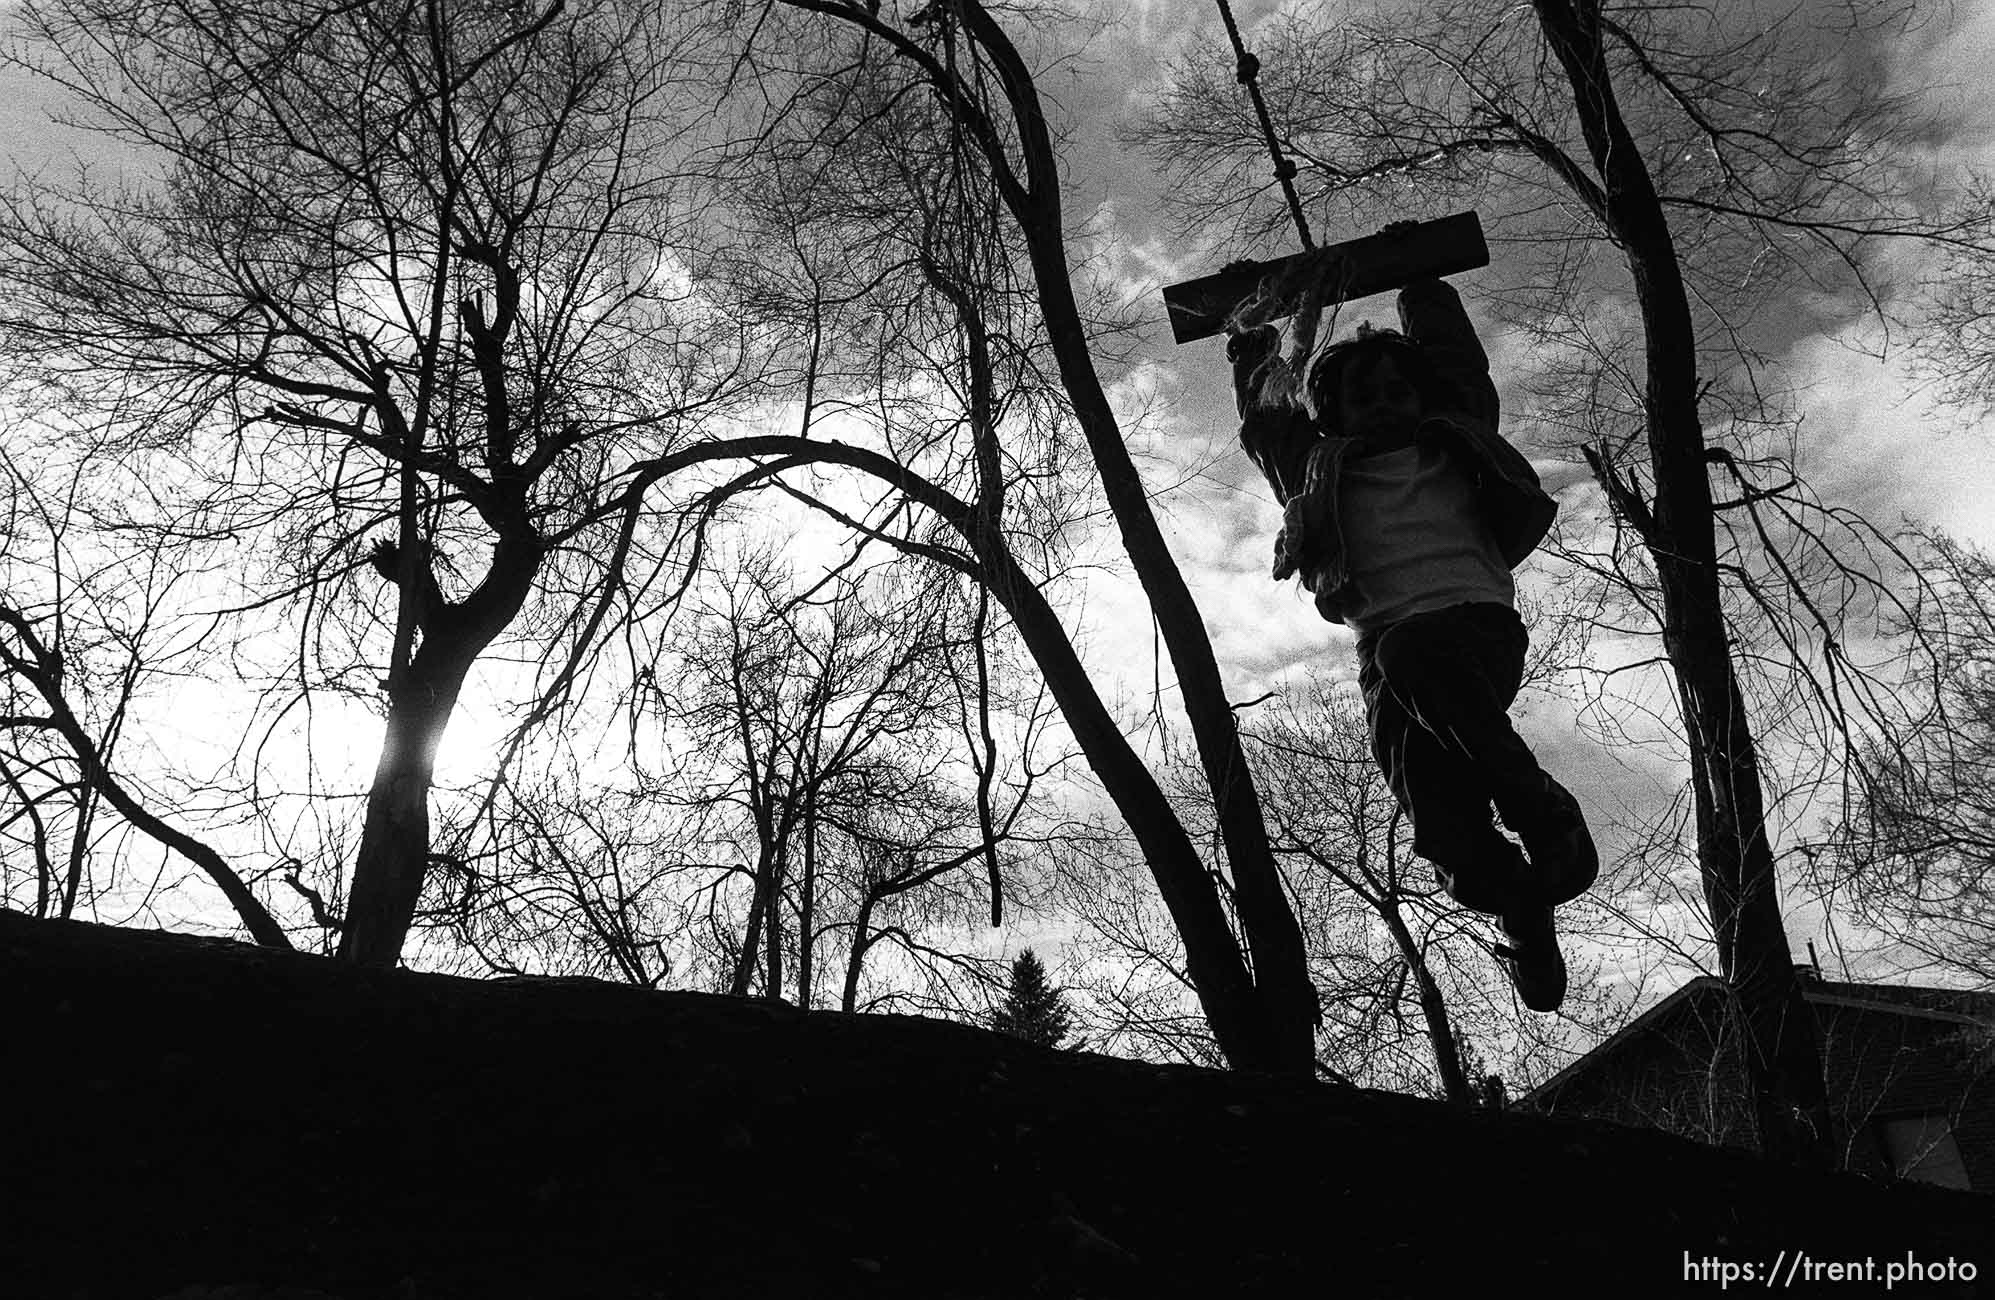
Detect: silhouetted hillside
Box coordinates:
(4, 912, 1988, 1298)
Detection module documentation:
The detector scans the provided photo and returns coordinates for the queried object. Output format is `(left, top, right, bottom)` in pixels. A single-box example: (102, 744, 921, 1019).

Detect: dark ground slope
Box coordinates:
(3, 913, 1989, 1299)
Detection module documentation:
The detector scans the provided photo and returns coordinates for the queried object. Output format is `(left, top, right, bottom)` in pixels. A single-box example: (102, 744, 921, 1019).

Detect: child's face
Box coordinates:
(1337, 353, 1423, 449)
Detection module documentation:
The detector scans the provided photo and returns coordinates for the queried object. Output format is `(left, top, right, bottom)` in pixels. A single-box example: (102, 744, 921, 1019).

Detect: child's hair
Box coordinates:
(1304, 328, 1438, 436)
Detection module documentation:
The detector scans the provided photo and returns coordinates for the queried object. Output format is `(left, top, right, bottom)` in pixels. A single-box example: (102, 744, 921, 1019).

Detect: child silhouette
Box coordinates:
(1226, 240, 1597, 1012)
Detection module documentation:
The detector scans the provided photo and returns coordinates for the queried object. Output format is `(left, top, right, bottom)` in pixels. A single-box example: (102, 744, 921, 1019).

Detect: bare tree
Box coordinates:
(1051, 824, 1233, 1071)
(1914, 176, 1995, 415)
(645, 552, 1045, 1008)
(0, 0, 763, 962)
(1815, 531, 1995, 985)
(431, 543, 1077, 1021)
(0, 434, 293, 942)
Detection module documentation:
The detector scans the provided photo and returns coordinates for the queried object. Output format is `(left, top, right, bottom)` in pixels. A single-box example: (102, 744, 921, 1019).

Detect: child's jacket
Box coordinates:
(1229, 277, 1555, 627)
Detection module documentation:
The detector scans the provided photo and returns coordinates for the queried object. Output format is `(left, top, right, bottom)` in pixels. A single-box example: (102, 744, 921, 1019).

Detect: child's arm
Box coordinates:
(1228, 323, 1318, 502)
(1399, 276, 1549, 505)
(1396, 277, 1499, 430)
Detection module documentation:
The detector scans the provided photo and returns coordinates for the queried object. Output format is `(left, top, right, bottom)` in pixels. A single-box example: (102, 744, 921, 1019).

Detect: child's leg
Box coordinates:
(1361, 603, 1594, 904)
(1365, 685, 1528, 913)
(1360, 603, 1573, 1011)
(1363, 604, 1541, 817)
(1360, 618, 1531, 915)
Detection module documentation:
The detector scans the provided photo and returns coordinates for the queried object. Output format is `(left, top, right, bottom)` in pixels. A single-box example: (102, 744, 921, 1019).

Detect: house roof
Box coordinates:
(1521, 973, 1995, 1109)
(1806, 979, 1995, 1025)
(1520, 975, 1729, 1105)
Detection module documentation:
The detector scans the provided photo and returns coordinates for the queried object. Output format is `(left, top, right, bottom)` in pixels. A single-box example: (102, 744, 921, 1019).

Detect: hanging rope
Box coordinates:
(1213, 0, 1345, 412)
(1214, 0, 1313, 252)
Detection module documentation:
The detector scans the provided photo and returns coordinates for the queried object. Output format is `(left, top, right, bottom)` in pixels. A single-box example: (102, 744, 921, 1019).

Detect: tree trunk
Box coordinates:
(730, 845, 771, 998)
(955, 0, 1316, 1075)
(338, 533, 541, 967)
(965, 538, 1278, 1067)
(1690, 661, 1835, 1163)
(1019, 234, 1316, 1074)
(798, 783, 817, 1011)
(765, 841, 785, 1004)
(338, 664, 460, 967)
(1532, 0, 1830, 1164)
(60, 781, 96, 921)
(1378, 900, 1471, 1104)
(842, 887, 878, 1014)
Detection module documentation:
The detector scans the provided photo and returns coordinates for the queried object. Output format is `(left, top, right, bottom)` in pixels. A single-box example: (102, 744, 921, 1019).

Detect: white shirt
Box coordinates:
(1337, 442, 1515, 637)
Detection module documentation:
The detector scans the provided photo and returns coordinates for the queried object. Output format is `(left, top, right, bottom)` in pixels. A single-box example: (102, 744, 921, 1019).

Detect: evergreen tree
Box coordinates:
(990, 949, 1071, 1048)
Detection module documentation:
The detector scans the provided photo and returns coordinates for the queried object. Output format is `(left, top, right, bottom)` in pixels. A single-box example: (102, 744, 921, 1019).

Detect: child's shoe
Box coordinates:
(1516, 778, 1597, 907)
(1494, 905, 1567, 1013)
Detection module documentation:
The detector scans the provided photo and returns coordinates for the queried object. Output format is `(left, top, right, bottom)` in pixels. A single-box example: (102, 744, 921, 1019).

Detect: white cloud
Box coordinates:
(1884, 1, 1995, 162)
(1781, 323, 1995, 547)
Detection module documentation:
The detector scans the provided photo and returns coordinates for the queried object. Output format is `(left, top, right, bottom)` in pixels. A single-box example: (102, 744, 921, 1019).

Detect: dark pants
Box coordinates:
(1357, 602, 1551, 915)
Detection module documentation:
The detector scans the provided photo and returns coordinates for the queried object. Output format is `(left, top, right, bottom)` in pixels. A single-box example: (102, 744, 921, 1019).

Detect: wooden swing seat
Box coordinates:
(1160, 211, 1489, 345)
